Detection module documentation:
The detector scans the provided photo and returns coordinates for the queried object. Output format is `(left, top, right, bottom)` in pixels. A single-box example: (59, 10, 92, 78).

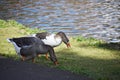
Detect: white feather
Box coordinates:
(27, 34, 36, 37)
(42, 34, 62, 47)
(31, 34, 36, 37)
(11, 42, 21, 55)
(7, 38, 21, 55)
(6, 38, 11, 43)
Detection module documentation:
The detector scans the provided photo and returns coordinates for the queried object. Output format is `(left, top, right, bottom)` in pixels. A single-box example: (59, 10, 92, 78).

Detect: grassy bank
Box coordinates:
(0, 19, 41, 58)
(0, 20, 120, 80)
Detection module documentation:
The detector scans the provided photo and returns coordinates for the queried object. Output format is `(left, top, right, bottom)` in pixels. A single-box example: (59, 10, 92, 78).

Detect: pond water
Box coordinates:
(0, 0, 120, 43)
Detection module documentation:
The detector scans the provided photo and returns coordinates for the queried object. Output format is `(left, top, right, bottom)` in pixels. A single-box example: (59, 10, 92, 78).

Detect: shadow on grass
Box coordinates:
(75, 37, 120, 51)
(97, 43, 120, 51)
(55, 48, 120, 80)
(0, 53, 19, 60)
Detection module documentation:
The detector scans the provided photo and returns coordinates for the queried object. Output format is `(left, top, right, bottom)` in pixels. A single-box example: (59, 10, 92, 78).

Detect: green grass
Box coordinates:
(0, 19, 43, 58)
(0, 19, 120, 80)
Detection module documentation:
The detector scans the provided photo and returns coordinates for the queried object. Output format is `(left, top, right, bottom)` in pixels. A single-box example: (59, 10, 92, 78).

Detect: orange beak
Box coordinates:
(66, 42, 71, 48)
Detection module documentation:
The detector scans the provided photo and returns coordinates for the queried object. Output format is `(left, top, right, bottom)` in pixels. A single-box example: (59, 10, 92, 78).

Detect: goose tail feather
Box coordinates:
(6, 38, 12, 43)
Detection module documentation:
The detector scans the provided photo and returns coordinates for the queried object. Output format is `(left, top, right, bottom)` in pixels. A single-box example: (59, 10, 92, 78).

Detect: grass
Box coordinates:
(0, 19, 120, 80)
(0, 19, 43, 58)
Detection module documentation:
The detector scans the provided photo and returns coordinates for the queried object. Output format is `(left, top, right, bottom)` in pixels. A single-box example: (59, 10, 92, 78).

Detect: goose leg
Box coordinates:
(21, 56, 26, 61)
(37, 53, 49, 60)
(45, 53, 49, 60)
(48, 47, 58, 65)
(23, 54, 36, 62)
(32, 58, 35, 63)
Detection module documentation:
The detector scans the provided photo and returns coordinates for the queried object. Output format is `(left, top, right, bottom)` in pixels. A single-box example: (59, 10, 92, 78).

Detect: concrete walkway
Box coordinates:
(0, 56, 92, 80)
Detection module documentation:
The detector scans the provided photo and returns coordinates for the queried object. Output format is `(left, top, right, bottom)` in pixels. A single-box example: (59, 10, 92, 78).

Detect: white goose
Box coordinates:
(32, 31, 71, 48)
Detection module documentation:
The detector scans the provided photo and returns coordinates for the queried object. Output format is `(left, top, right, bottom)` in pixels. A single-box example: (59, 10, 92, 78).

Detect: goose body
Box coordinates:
(33, 31, 71, 48)
(7, 37, 38, 55)
(7, 37, 58, 65)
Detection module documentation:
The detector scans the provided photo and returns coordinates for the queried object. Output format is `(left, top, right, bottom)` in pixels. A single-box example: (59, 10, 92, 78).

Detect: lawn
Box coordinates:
(0, 19, 120, 80)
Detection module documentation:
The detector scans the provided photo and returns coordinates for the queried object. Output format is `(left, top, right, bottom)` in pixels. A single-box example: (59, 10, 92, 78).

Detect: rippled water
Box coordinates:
(0, 0, 120, 43)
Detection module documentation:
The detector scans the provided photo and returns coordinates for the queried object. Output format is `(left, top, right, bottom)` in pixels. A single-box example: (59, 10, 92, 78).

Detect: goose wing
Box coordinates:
(8, 37, 38, 47)
(35, 32, 50, 39)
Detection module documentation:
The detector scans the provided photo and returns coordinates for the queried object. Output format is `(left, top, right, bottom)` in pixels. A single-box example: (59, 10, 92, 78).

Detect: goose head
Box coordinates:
(56, 32, 71, 48)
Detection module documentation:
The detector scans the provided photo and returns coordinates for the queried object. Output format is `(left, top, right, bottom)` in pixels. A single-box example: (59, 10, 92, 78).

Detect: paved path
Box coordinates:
(0, 56, 92, 80)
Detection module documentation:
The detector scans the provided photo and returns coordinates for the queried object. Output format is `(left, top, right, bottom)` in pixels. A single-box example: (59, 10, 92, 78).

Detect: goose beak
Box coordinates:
(66, 42, 71, 48)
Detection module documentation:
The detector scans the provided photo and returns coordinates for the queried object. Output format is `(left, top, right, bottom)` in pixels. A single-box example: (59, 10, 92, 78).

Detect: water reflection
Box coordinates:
(0, 0, 120, 43)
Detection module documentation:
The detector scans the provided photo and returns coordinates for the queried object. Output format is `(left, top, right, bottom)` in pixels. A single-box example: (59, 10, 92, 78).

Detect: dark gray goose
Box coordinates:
(7, 37, 58, 65)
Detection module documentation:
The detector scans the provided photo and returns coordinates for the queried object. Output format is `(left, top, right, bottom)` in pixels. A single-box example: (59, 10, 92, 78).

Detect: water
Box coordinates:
(0, 0, 120, 43)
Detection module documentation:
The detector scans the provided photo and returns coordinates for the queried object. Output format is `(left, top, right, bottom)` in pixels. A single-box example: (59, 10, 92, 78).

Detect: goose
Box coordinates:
(7, 31, 70, 61)
(31, 31, 71, 59)
(7, 37, 58, 65)
(32, 31, 71, 48)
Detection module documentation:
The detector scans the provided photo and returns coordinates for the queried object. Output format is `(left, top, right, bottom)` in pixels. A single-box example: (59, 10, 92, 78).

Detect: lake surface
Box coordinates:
(0, 0, 120, 43)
